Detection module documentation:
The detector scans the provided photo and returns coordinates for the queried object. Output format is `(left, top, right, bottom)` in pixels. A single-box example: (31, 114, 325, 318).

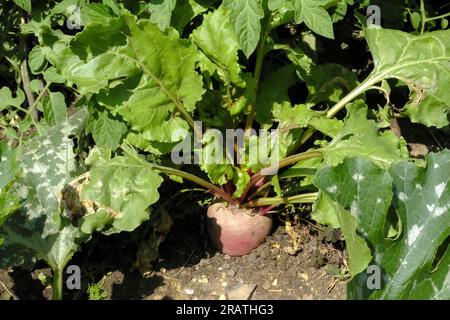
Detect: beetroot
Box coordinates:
(206, 203, 273, 256)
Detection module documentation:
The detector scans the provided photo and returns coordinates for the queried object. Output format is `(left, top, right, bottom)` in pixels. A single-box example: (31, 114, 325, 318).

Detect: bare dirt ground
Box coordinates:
(0, 216, 346, 300)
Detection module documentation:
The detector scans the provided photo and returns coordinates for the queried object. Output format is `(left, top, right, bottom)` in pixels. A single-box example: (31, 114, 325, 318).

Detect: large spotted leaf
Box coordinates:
(314, 158, 392, 276)
(315, 151, 450, 299)
(0, 109, 88, 271)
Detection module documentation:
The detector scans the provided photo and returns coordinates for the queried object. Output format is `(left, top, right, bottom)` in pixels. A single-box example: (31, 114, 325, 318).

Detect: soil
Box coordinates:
(0, 206, 347, 300)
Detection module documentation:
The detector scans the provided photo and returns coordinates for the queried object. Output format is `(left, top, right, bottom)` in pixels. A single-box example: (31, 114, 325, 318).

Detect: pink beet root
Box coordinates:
(207, 203, 273, 256)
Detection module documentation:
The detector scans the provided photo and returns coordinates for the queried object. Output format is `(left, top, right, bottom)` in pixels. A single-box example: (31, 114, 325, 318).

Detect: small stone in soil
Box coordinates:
(298, 272, 309, 281)
(198, 275, 209, 284)
(184, 288, 195, 295)
(227, 284, 257, 300)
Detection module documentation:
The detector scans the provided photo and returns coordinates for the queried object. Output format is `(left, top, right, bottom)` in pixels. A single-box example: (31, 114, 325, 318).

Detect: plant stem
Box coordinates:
(244, 16, 272, 137)
(20, 60, 37, 118)
(28, 83, 51, 135)
(326, 76, 377, 118)
(19, 16, 38, 120)
(152, 165, 235, 204)
(293, 75, 382, 151)
(277, 150, 323, 171)
(242, 150, 323, 201)
(243, 192, 319, 208)
(420, 0, 426, 34)
(52, 268, 63, 300)
(425, 11, 450, 22)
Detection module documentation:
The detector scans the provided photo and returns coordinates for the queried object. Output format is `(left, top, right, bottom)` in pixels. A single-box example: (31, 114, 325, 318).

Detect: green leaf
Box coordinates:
(274, 103, 343, 138)
(79, 154, 163, 234)
(47, 14, 204, 146)
(0, 142, 18, 190)
(409, 11, 421, 30)
(191, 7, 243, 86)
(222, 0, 264, 58)
(89, 110, 127, 150)
(29, 80, 42, 94)
(322, 101, 408, 167)
(148, 0, 177, 31)
(272, 174, 282, 197)
(116, 19, 204, 143)
(327, 194, 372, 276)
(0, 143, 19, 233)
(93, 17, 204, 144)
(103, 0, 121, 15)
(268, 0, 285, 11)
(85, 146, 111, 167)
(13, 0, 31, 12)
(44, 68, 66, 84)
(42, 91, 67, 126)
(255, 65, 298, 125)
(315, 152, 450, 299)
(0, 192, 19, 227)
(170, 0, 213, 33)
(374, 152, 450, 299)
(315, 157, 393, 245)
(198, 130, 235, 186)
(311, 193, 340, 229)
(293, 0, 334, 39)
(273, 44, 313, 79)
(233, 168, 251, 199)
(365, 28, 450, 128)
(48, 16, 136, 94)
(0, 87, 25, 111)
(80, 2, 116, 25)
(125, 132, 177, 155)
(305, 64, 358, 104)
(28, 46, 47, 74)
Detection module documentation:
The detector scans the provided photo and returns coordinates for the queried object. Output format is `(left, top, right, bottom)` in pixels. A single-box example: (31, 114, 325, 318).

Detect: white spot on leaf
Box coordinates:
(350, 201, 359, 216)
(435, 183, 446, 198)
(352, 173, 365, 182)
(434, 206, 447, 217)
(398, 192, 408, 202)
(327, 185, 338, 193)
(407, 225, 423, 246)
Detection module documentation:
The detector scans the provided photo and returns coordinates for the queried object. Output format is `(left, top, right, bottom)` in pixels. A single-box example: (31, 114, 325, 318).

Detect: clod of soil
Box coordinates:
(207, 203, 273, 256)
